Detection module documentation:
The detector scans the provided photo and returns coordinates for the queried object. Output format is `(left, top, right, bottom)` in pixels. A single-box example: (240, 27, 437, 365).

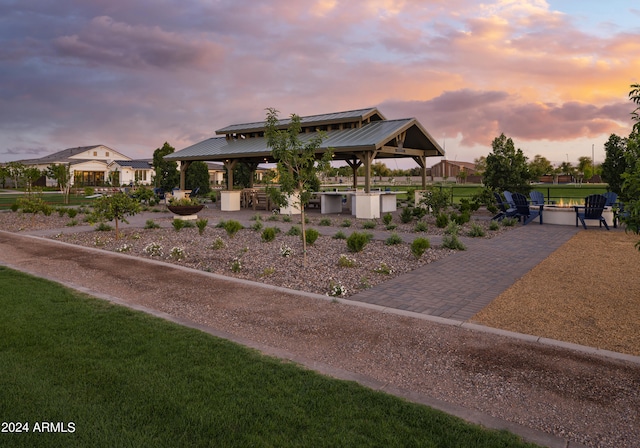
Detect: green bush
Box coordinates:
(411, 237, 431, 258)
(400, 207, 413, 223)
(467, 223, 486, 237)
(412, 206, 427, 219)
(489, 220, 500, 231)
(451, 211, 470, 225)
(319, 218, 332, 226)
(444, 221, 460, 236)
(305, 228, 320, 245)
(172, 219, 186, 232)
(251, 221, 263, 231)
(362, 220, 376, 229)
(196, 218, 208, 235)
(340, 219, 352, 227)
(67, 208, 78, 218)
(346, 232, 372, 253)
(215, 219, 226, 228)
(442, 234, 466, 250)
(286, 225, 301, 236)
(414, 221, 428, 232)
(224, 220, 243, 237)
(144, 219, 160, 229)
(385, 233, 403, 246)
(95, 222, 112, 232)
(333, 230, 347, 240)
(382, 213, 393, 226)
(282, 215, 292, 223)
(261, 227, 278, 242)
(502, 217, 518, 227)
(436, 212, 449, 228)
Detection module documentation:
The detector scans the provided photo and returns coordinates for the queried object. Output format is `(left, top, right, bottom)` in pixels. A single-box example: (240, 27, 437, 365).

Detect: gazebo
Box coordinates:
(165, 108, 444, 216)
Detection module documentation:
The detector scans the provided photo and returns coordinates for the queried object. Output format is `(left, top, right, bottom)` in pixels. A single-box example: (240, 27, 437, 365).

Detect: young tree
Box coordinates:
(91, 192, 141, 239)
(0, 165, 8, 188)
(23, 167, 43, 195)
(483, 133, 532, 193)
(264, 107, 332, 265)
(528, 155, 553, 181)
(6, 161, 25, 189)
(152, 142, 180, 192)
(46, 163, 72, 204)
(577, 156, 594, 180)
(601, 134, 628, 195)
(185, 161, 211, 195)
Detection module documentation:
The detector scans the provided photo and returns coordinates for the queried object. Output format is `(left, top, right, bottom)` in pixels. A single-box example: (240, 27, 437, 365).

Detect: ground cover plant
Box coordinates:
(0, 268, 538, 448)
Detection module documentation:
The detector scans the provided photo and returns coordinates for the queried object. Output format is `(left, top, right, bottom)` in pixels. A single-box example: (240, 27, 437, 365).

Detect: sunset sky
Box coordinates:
(1, 0, 639, 169)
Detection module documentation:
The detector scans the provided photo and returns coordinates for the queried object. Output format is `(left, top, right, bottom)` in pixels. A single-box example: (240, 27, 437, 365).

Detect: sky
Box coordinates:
(1, 0, 639, 169)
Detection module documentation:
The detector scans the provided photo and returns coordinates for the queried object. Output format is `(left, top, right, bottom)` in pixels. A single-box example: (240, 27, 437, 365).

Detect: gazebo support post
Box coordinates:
(413, 155, 427, 190)
(179, 161, 192, 190)
(224, 159, 238, 190)
(345, 159, 362, 190)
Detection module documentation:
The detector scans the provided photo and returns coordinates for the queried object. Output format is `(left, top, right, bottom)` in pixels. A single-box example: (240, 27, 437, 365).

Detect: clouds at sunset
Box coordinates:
(0, 0, 638, 165)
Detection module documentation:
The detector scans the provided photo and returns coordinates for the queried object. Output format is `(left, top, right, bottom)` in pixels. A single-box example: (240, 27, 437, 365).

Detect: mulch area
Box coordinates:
(473, 230, 640, 356)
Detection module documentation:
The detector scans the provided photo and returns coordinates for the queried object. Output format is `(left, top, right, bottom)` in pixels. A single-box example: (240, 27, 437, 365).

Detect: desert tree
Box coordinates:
(264, 107, 332, 265)
(152, 142, 180, 192)
(91, 192, 141, 239)
(46, 163, 72, 204)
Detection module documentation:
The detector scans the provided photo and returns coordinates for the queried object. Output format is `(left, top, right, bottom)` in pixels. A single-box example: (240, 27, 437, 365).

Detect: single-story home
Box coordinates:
(14, 145, 155, 187)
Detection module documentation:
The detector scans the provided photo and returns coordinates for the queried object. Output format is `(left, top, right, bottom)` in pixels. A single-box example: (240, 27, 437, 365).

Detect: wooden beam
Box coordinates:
(223, 159, 238, 190)
(413, 156, 427, 189)
(378, 146, 424, 157)
(179, 161, 192, 190)
(345, 159, 362, 189)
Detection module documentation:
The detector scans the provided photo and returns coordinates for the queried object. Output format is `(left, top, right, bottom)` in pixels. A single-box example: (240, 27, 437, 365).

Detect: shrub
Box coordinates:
(468, 223, 486, 237)
(305, 228, 319, 245)
(414, 221, 428, 232)
(282, 215, 292, 223)
(411, 238, 430, 259)
(230, 258, 242, 273)
(420, 188, 450, 216)
(57, 208, 66, 217)
(451, 211, 470, 225)
(224, 220, 243, 237)
(489, 220, 500, 231)
(250, 213, 262, 221)
(340, 219, 352, 228)
(502, 217, 518, 227)
(196, 218, 208, 235)
(280, 244, 293, 257)
(183, 220, 195, 228)
(346, 231, 372, 253)
(400, 207, 413, 223)
(95, 222, 112, 232)
(172, 219, 186, 232)
(362, 220, 376, 229)
(444, 221, 460, 236)
(67, 208, 78, 218)
(412, 207, 427, 219)
(215, 220, 226, 228)
(267, 215, 279, 222)
(170, 247, 186, 260)
(338, 254, 356, 268)
(442, 234, 466, 250)
(144, 219, 160, 229)
(10, 202, 19, 212)
(435, 212, 449, 228)
(385, 232, 403, 246)
(286, 225, 301, 236)
(382, 213, 393, 226)
(327, 280, 347, 297)
(66, 219, 78, 227)
(333, 230, 347, 240)
(261, 227, 278, 242)
(251, 221, 263, 231)
(318, 218, 332, 226)
(143, 242, 163, 257)
(386, 224, 397, 231)
(210, 237, 225, 250)
(373, 262, 393, 274)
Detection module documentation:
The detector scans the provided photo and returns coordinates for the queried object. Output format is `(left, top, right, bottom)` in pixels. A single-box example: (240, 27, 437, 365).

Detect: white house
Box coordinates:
(16, 145, 155, 187)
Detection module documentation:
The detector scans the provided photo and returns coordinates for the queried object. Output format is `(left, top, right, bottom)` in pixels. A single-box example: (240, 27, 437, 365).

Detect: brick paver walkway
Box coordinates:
(348, 224, 580, 320)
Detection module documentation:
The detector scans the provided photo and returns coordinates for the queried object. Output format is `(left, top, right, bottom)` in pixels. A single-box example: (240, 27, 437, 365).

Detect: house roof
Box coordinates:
(215, 107, 385, 134)
(111, 160, 154, 169)
(166, 109, 444, 164)
(17, 145, 103, 165)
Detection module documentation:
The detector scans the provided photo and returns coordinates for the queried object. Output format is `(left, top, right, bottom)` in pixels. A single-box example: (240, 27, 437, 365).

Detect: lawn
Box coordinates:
(0, 267, 539, 447)
(0, 192, 96, 210)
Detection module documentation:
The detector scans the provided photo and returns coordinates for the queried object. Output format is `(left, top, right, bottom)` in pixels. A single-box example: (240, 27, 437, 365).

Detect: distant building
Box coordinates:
(430, 160, 478, 182)
(15, 145, 154, 187)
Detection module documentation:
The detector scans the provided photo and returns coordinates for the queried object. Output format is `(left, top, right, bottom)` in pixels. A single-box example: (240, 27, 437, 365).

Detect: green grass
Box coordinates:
(0, 192, 97, 209)
(0, 267, 539, 448)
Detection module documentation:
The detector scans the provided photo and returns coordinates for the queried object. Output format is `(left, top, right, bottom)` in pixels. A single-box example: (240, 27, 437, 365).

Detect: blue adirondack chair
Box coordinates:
(512, 192, 543, 225)
(602, 191, 617, 207)
(492, 192, 518, 221)
(503, 190, 516, 208)
(574, 194, 609, 230)
(529, 191, 545, 205)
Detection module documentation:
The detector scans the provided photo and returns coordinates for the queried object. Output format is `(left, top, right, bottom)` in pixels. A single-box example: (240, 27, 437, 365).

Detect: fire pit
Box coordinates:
(543, 200, 614, 227)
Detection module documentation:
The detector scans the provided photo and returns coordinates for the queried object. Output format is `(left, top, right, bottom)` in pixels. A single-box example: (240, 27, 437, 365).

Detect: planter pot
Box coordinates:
(167, 205, 205, 216)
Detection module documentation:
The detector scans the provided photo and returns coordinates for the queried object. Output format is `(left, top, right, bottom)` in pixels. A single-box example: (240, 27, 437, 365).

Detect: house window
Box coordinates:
(135, 170, 147, 182)
(93, 151, 97, 156)
(105, 152, 109, 157)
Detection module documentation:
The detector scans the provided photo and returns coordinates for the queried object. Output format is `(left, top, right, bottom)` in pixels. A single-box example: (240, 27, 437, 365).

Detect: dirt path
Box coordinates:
(1, 230, 639, 448)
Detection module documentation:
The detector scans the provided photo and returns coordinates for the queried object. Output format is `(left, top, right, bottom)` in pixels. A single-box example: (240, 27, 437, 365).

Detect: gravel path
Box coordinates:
(1, 208, 639, 447)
